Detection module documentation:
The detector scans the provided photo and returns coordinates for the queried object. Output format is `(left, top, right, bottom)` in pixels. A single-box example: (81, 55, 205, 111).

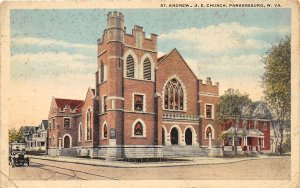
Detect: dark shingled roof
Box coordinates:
(91, 89, 95, 95)
(55, 98, 84, 111)
(41, 120, 48, 130)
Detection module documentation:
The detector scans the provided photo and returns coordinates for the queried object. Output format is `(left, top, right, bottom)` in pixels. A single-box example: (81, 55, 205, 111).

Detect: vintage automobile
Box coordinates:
(9, 143, 30, 167)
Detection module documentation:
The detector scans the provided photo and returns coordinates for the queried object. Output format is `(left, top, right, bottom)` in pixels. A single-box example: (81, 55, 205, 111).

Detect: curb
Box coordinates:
(28, 155, 289, 168)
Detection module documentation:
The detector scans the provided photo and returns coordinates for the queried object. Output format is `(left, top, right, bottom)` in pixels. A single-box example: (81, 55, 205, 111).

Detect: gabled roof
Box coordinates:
(41, 120, 48, 130)
(55, 98, 84, 111)
(251, 101, 272, 119)
(157, 48, 198, 80)
(91, 89, 95, 95)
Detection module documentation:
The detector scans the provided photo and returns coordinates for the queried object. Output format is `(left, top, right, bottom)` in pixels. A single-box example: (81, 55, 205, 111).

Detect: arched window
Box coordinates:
(143, 58, 151, 80)
(100, 62, 104, 83)
(134, 121, 143, 136)
(164, 79, 184, 110)
(103, 123, 107, 139)
(205, 125, 214, 139)
(126, 55, 134, 78)
(86, 109, 92, 141)
(206, 127, 212, 139)
(78, 123, 82, 142)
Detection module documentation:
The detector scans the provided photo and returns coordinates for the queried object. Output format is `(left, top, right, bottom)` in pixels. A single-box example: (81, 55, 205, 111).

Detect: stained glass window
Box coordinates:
(134, 122, 143, 136)
(103, 124, 107, 138)
(134, 95, 143, 111)
(164, 79, 184, 111)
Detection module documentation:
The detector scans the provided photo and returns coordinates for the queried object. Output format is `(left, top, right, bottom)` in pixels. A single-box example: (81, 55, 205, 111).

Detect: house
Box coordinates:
(221, 101, 271, 154)
(24, 120, 48, 154)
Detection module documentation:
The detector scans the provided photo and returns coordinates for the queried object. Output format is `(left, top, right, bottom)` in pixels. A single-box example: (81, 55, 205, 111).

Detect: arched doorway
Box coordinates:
(64, 136, 70, 148)
(185, 128, 192, 145)
(162, 128, 165, 145)
(170, 128, 179, 145)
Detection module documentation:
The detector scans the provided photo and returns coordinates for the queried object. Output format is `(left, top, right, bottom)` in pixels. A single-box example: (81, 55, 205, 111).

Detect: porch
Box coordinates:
(222, 127, 265, 153)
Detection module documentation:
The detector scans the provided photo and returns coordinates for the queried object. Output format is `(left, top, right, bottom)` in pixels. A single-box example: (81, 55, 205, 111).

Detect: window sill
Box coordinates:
(204, 138, 215, 140)
(124, 77, 155, 83)
(102, 138, 108, 140)
(133, 110, 145, 113)
(85, 140, 92, 142)
(131, 136, 147, 138)
(205, 118, 214, 120)
(163, 109, 186, 113)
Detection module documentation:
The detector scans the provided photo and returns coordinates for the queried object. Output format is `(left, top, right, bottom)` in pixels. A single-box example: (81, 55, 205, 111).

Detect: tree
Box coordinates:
(261, 36, 291, 155)
(9, 127, 25, 143)
(218, 88, 252, 156)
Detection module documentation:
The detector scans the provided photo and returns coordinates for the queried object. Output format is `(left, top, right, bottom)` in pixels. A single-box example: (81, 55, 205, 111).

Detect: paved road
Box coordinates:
(9, 157, 290, 180)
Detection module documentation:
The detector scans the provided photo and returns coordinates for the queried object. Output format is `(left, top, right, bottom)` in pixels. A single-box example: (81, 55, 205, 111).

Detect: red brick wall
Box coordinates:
(81, 89, 95, 147)
(48, 100, 80, 149)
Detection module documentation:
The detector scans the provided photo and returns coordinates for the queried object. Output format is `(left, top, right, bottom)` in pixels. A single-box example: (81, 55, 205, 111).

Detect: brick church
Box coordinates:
(47, 11, 270, 159)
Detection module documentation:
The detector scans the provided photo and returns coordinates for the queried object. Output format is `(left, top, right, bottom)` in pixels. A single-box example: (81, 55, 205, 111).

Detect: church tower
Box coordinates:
(97, 11, 125, 159)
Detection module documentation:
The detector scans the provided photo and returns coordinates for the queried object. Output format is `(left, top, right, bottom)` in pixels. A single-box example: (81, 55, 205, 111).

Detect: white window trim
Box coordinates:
(132, 93, 146, 112)
(131, 118, 147, 138)
(140, 53, 155, 81)
(78, 123, 82, 142)
(124, 50, 139, 79)
(85, 107, 93, 141)
(62, 134, 72, 148)
(204, 103, 214, 119)
(102, 121, 108, 139)
(99, 61, 107, 84)
(63, 117, 71, 128)
(162, 125, 168, 145)
(102, 95, 107, 113)
(204, 124, 215, 139)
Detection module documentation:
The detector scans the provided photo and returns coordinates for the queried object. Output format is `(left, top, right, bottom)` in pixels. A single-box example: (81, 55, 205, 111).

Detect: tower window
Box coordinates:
(100, 62, 104, 83)
(205, 104, 213, 119)
(64, 118, 71, 128)
(134, 95, 144, 111)
(103, 96, 107, 113)
(143, 58, 151, 80)
(164, 79, 184, 111)
(126, 55, 134, 78)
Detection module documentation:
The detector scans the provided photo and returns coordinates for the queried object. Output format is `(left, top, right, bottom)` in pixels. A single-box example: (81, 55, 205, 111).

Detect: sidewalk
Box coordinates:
(28, 154, 287, 168)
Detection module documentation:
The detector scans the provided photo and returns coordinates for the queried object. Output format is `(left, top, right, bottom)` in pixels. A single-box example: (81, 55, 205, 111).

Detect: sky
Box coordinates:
(9, 8, 291, 128)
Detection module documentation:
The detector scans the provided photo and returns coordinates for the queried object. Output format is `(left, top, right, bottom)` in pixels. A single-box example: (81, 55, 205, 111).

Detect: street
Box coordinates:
(9, 157, 290, 180)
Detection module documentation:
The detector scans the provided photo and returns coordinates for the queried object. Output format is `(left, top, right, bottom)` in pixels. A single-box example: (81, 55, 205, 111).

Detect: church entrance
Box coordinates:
(64, 136, 70, 148)
(162, 128, 165, 145)
(170, 128, 179, 145)
(185, 128, 192, 145)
